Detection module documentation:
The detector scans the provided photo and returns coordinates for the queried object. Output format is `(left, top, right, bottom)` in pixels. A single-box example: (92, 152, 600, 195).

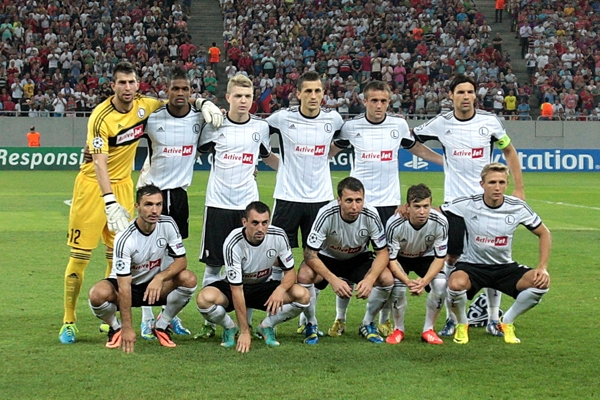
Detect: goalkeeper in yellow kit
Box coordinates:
(59, 61, 223, 344)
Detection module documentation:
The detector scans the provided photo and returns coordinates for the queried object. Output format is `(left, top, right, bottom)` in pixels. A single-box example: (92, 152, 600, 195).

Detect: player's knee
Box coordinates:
(292, 284, 310, 304)
(430, 278, 447, 297)
(178, 269, 197, 288)
(88, 281, 112, 306)
(297, 263, 315, 284)
(196, 287, 219, 308)
(377, 269, 394, 287)
(447, 271, 470, 291)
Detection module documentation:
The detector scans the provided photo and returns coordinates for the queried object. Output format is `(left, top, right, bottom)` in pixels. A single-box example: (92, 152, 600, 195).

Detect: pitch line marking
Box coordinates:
(532, 200, 600, 211)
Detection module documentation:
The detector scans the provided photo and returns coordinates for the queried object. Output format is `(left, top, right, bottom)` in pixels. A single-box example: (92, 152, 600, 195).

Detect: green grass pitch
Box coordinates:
(0, 170, 599, 399)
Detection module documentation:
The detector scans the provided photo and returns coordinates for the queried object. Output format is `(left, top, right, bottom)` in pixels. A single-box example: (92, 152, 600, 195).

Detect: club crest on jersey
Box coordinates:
(116, 125, 145, 145)
(137, 108, 146, 119)
(295, 145, 326, 156)
(505, 215, 516, 225)
(157, 238, 167, 248)
(193, 124, 201, 134)
(359, 229, 368, 237)
(324, 123, 332, 133)
(452, 148, 484, 158)
(390, 129, 399, 139)
(475, 236, 508, 246)
(266, 249, 277, 259)
(252, 132, 260, 142)
(425, 235, 435, 244)
(479, 127, 490, 137)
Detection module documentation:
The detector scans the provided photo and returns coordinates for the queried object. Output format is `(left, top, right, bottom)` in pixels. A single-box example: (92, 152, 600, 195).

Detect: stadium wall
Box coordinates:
(0, 117, 599, 149)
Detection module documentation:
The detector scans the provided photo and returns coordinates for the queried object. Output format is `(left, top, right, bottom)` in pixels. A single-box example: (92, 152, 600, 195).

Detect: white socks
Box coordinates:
(503, 288, 548, 324)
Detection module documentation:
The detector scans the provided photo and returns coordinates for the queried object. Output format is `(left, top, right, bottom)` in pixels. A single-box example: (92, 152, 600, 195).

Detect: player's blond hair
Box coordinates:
(227, 74, 253, 94)
(480, 163, 510, 181)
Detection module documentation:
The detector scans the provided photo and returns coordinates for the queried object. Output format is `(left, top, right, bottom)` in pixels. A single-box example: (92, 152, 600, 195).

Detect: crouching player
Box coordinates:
(88, 185, 197, 352)
(385, 184, 449, 345)
(442, 163, 551, 344)
(196, 201, 309, 353)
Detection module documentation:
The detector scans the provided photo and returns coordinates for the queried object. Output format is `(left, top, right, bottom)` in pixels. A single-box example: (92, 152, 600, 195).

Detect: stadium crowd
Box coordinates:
(514, 0, 600, 120)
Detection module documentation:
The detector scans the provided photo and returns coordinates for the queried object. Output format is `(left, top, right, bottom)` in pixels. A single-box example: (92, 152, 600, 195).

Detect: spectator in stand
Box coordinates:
(517, 98, 530, 120)
(540, 97, 554, 120)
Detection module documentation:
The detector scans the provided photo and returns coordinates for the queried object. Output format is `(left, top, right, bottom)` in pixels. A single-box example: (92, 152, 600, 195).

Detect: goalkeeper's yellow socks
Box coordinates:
(63, 249, 91, 324)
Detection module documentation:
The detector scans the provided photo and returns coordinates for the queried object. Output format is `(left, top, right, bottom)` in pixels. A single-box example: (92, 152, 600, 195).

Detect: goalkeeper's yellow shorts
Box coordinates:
(66, 173, 134, 250)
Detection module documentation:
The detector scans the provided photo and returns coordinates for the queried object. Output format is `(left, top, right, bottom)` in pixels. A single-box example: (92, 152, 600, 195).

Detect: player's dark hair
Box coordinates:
(112, 62, 138, 81)
(168, 66, 191, 85)
(449, 75, 476, 93)
(296, 70, 321, 90)
(136, 184, 162, 203)
(363, 80, 391, 98)
(245, 201, 270, 218)
(337, 177, 364, 197)
(406, 184, 432, 204)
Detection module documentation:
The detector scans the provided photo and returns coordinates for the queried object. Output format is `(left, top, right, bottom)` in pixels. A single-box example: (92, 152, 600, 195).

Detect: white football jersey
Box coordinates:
(413, 110, 511, 202)
(386, 209, 448, 260)
(267, 107, 344, 202)
(201, 114, 271, 209)
(111, 216, 186, 285)
(441, 195, 542, 265)
(307, 200, 387, 260)
(338, 113, 415, 206)
(138, 105, 204, 190)
(223, 225, 294, 285)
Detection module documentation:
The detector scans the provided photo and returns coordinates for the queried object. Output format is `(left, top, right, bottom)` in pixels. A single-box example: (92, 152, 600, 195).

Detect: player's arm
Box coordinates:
(230, 284, 251, 353)
(303, 247, 353, 298)
(93, 153, 131, 232)
(262, 152, 279, 171)
(355, 246, 389, 299)
(530, 222, 551, 289)
(144, 255, 187, 305)
(328, 141, 346, 158)
(387, 258, 410, 285)
(116, 275, 135, 353)
(408, 141, 443, 165)
(265, 266, 296, 315)
(501, 143, 525, 199)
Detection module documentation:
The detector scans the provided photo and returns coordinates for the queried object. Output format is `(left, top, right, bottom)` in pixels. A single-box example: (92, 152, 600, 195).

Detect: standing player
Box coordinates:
(196, 74, 279, 339)
(328, 80, 443, 337)
(59, 61, 222, 344)
(298, 177, 393, 344)
(385, 184, 448, 345)
(136, 66, 204, 339)
(196, 201, 309, 352)
(443, 163, 550, 344)
(266, 71, 344, 334)
(413, 74, 525, 338)
(88, 185, 197, 352)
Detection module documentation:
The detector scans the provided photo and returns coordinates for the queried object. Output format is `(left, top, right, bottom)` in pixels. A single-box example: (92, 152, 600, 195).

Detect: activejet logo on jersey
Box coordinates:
(133, 259, 162, 271)
(329, 245, 362, 254)
(295, 145, 326, 156)
(222, 153, 254, 164)
(452, 148, 484, 158)
(162, 146, 194, 156)
(116, 125, 145, 145)
(243, 268, 270, 279)
(475, 236, 508, 246)
(361, 150, 393, 161)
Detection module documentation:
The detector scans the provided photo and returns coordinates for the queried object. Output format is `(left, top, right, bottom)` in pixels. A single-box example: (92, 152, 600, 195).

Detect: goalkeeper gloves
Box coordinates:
(196, 98, 224, 128)
(104, 193, 131, 233)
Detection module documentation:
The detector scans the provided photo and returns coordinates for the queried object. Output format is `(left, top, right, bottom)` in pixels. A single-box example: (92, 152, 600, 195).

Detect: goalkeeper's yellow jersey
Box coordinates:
(81, 94, 164, 182)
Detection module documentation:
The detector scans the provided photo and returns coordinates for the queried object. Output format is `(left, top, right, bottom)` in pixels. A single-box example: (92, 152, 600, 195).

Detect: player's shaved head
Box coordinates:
(245, 201, 270, 218)
(136, 184, 162, 203)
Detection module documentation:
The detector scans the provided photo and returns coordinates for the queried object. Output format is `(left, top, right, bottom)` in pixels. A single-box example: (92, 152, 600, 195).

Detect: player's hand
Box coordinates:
(408, 278, 425, 295)
(121, 327, 136, 354)
(82, 144, 92, 163)
(331, 277, 353, 299)
(264, 287, 286, 315)
(355, 279, 374, 299)
(196, 98, 224, 128)
(512, 187, 525, 200)
(143, 276, 164, 305)
(104, 194, 131, 232)
(394, 203, 409, 218)
(533, 268, 550, 289)
(236, 331, 251, 353)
